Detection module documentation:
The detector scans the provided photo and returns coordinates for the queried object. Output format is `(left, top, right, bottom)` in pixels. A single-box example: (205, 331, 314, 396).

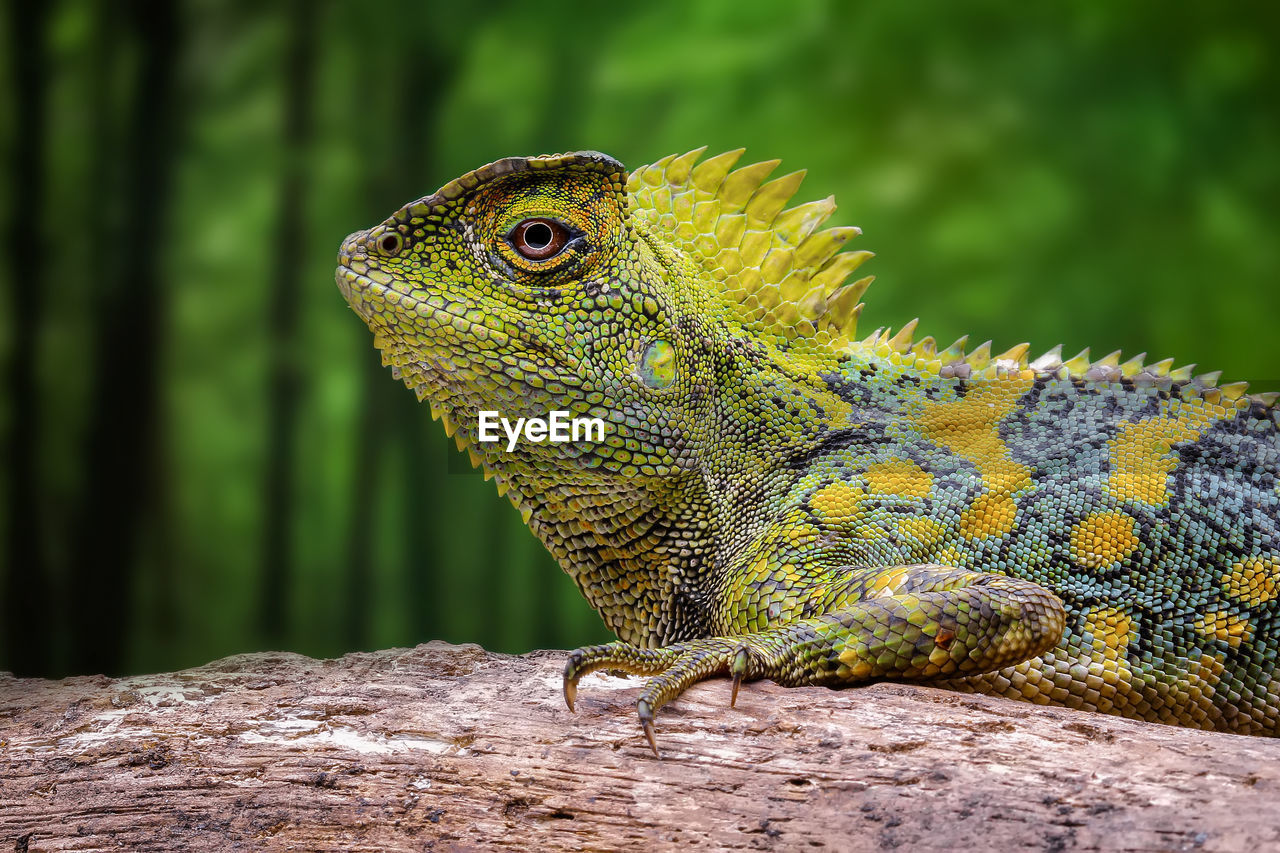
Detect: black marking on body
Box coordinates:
(784, 425, 885, 471)
(818, 371, 875, 407)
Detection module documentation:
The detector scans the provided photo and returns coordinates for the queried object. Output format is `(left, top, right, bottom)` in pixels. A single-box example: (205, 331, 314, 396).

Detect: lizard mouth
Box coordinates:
(334, 263, 582, 376)
(336, 263, 507, 341)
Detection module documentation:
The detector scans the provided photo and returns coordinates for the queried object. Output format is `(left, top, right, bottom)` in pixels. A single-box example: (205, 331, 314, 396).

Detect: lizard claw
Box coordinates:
(642, 720, 661, 759)
(563, 676, 577, 713)
(730, 644, 751, 708)
(638, 699, 661, 759)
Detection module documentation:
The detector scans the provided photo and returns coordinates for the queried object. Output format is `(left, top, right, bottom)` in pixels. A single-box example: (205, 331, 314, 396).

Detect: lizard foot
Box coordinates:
(562, 567, 1065, 756)
(563, 638, 759, 757)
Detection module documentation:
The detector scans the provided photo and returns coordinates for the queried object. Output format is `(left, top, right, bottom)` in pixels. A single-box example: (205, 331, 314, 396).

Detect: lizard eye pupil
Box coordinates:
(524, 222, 553, 249)
(510, 217, 570, 261)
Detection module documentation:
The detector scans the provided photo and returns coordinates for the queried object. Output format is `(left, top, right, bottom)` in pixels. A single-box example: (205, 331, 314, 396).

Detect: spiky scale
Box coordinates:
(887, 319, 919, 353)
(665, 147, 706, 185)
(1063, 348, 1092, 374)
(843, 274, 875, 305)
(1030, 344, 1063, 372)
(941, 335, 970, 361)
(822, 279, 866, 330)
(745, 171, 806, 224)
(759, 248, 794, 286)
(737, 229, 774, 269)
(967, 340, 994, 369)
(651, 186, 673, 216)
(639, 154, 676, 188)
(778, 273, 813, 309)
(1197, 370, 1223, 388)
(1220, 381, 1250, 401)
(911, 336, 938, 358)
(824, 292, 865, 335)
(692, 200, 719, 234)
(715, 215, 747, 254)
(1120, 353, 1147, 377)
(809, 249, 874, 297)
(996, 342, 1031, 366)
(772, 197, 837, 245)
(840, 303, 865, 337)
(690, 148, 745, 194)
(719, 160, 782, 212)
(735, 267, 762, 300)
(794, 226, 861, 269)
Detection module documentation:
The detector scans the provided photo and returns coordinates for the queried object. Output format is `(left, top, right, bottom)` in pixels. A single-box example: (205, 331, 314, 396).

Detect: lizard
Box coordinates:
(336, 148, 1280, 754)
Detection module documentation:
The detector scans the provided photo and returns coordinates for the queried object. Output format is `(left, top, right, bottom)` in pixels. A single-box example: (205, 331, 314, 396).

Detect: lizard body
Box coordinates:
(337, 150, 1280, 749)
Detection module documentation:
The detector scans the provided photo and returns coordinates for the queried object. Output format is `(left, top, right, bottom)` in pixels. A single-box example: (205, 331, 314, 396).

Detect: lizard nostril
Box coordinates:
(339, 230, 369, 264)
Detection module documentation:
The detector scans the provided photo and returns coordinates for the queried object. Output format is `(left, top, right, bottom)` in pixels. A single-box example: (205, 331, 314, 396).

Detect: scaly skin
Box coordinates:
(337, 149, 1279, 754)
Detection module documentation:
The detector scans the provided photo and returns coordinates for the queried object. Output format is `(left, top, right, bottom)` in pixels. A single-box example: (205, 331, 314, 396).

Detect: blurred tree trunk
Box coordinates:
(66, 0, 181, 677)
(2, 0, 52, 677)
(389, 60, 455, 649)
(258, 0, 320, 644)
(341, 352, 386, 651)
(343, 73, 449, 652)
(342, 6, 473, 651)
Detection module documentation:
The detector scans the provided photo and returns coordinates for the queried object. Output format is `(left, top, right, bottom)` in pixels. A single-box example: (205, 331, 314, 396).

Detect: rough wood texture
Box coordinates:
(2, 642, 1278, 852)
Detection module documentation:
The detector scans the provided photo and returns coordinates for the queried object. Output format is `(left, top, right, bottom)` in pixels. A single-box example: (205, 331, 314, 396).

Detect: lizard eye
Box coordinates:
(509, 218, 570, 261)
(377, 231, 404, 255)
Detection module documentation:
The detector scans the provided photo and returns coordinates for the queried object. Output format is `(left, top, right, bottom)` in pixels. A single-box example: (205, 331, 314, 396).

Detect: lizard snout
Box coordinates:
(338, 229, 370, 266)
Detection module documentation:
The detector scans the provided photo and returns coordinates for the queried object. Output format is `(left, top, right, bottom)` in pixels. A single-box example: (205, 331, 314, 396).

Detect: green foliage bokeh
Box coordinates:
(0, 0, 1276, 677)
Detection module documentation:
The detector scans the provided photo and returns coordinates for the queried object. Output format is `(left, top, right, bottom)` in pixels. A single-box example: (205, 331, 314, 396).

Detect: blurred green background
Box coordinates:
(1, 0, 1277, 678)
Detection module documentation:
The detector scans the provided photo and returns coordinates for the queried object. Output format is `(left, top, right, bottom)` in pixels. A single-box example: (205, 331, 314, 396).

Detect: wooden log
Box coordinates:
(1, 642, 1278, 851)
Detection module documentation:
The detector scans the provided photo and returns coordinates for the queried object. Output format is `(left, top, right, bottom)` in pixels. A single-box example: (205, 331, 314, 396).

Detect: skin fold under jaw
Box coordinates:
(337, 148, 1280, 755)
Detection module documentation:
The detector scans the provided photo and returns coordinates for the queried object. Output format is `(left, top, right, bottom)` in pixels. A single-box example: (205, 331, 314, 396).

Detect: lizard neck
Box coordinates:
(506, 467, 720, 646)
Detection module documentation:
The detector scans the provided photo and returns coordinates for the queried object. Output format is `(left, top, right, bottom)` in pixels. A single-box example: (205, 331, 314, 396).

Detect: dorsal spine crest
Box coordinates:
(628, 149, 1271, 411)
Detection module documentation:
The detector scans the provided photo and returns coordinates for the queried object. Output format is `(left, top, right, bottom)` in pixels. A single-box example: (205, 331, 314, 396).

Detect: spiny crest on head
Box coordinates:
(627, 148, 874, 348)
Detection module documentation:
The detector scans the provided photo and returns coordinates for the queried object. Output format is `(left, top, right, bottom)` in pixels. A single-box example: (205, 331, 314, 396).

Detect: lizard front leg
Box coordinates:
(564, 564, 1065, 755)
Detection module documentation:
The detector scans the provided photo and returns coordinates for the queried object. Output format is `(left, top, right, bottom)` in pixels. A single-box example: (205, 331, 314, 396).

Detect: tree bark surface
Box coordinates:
(1, 642, 1278, 852)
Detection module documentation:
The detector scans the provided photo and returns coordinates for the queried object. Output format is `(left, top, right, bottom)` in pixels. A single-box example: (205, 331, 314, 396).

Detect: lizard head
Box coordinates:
(336, 152, 717, 483)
